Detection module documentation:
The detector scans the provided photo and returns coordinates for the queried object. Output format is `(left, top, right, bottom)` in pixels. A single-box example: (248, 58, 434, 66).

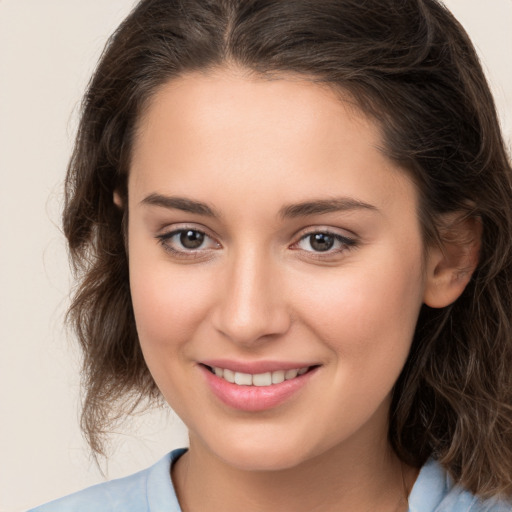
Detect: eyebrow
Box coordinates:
(279, 198, 379, 218)
(141, 193, 219, 217)
(141, 193, 378, 218)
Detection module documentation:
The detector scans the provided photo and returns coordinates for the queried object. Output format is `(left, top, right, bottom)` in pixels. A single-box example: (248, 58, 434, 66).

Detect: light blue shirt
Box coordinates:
(28, 448, 512, 511)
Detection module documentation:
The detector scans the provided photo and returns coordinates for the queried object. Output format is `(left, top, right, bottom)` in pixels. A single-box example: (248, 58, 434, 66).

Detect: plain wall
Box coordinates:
(0, 1, 510, 511)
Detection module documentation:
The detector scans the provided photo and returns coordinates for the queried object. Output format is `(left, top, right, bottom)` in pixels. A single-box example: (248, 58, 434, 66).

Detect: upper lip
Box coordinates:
(200, 359, 318, 374)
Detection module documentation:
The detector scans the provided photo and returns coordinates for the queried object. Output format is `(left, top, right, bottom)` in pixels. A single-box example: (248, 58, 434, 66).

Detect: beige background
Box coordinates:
(0, 1, 510, 511)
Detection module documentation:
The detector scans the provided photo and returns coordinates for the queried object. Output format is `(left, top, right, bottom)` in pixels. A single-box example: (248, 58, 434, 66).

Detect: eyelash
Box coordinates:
(155, 227, 357, 259)
(291, 230, 357, 258)
(155, 227, 220, 259)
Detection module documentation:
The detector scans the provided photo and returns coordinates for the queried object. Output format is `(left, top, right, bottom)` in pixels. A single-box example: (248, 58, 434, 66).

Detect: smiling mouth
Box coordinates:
(202, 364, 316, 387)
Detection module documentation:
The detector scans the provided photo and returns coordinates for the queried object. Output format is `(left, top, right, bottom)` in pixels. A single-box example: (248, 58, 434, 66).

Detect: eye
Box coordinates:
(294, 231, 356, 254)
(156, 228, 220, 256)
(176, 229, 207, 249)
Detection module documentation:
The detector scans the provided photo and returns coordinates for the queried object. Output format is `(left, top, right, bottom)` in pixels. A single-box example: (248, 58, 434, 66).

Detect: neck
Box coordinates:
(172, 429, 417, 512)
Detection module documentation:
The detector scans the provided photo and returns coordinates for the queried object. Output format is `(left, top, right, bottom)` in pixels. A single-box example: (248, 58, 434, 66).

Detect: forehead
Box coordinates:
(134, 68, 376, 154)
(129, 68, 417, 218)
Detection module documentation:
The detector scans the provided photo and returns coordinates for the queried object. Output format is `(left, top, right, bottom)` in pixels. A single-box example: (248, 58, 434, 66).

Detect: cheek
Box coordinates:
(296, 252, 425, 373)
(129, 257, 219, 416)
(128, 248, 215, 354)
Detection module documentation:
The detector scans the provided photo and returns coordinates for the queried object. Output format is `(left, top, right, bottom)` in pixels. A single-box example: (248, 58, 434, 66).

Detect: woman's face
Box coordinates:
(127, 69, 428, 471)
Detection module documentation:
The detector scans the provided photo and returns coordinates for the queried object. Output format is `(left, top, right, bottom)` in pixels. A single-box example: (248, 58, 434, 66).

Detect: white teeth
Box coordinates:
(271, 370, 285, 384)
(234, 372, 252, 385)
(252, 372, 272, 386)
(210, 365, 310, 386)
(285, 369, 298, 380)
(223, 368, 235, 383)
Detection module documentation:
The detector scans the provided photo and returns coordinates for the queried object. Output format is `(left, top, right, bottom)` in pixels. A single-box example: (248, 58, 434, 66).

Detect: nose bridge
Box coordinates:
(213, 245, 290, 345)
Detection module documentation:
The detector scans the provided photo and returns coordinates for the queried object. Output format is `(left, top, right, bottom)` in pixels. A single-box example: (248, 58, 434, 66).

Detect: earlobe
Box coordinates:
(423, 215, 482, 309)
(113, 190, 123, 208)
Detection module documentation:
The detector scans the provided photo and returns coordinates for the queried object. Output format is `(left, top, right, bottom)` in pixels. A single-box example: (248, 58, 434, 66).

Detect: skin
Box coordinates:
(123, 68, 477, 512)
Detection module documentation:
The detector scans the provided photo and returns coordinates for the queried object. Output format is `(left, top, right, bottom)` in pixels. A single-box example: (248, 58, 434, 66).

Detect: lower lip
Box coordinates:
(200, 365, 318, 412)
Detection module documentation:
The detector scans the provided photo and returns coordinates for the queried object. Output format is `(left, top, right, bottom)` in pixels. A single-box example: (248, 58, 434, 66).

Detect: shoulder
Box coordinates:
(27, 449, 186, 512)
(409, 459, 512, 512)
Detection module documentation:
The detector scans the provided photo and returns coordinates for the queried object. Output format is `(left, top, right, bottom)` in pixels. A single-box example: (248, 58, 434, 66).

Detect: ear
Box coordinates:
(423, 214, 482, 308)
(113, 190, 123, 208)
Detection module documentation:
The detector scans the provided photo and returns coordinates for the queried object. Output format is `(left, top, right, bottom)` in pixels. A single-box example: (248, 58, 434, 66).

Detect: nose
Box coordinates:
(211, 249, 291, 347)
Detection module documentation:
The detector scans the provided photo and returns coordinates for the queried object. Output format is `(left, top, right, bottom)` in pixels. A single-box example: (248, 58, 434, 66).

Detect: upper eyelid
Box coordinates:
(157, 224, 220, 242)
(293, 232, 356, 249)
(292, 225, 358, 241)
(290, 227, 358, 254)
(155, 224, 357, 247)
(298, 231, 354, 242)
(155, 229, 220, 258)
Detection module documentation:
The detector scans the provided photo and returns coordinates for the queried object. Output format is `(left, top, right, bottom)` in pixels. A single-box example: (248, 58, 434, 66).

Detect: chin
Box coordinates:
(223, 448, 309, 472)
(202, 431, 322, 473)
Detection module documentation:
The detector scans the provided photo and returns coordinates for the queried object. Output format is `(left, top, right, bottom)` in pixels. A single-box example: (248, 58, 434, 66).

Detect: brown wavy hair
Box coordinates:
(64, 0, 512, 498)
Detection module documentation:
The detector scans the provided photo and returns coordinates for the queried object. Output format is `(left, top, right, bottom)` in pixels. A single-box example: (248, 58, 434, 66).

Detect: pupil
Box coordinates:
(310, 233, 334, 252)
(180, 230, 204, 249)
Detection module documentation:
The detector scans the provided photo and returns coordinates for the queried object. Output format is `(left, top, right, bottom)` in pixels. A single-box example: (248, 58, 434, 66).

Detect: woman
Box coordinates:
(30, 0, 512, 510)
